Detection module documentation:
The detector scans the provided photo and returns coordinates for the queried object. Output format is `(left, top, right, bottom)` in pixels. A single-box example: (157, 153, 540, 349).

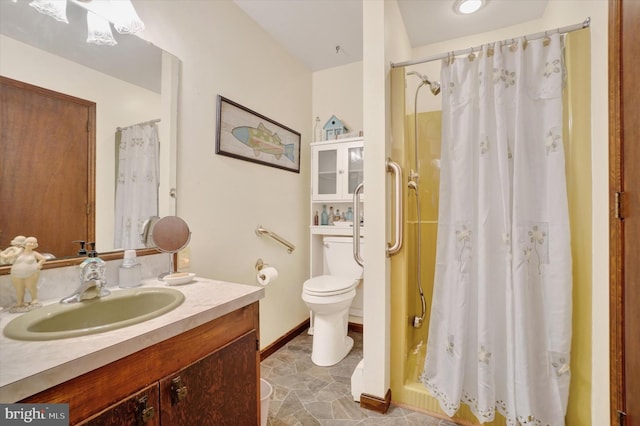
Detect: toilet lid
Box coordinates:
(303, 275, 358, 294)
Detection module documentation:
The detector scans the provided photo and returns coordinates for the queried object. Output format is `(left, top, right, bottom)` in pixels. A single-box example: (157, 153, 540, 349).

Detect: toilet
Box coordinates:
(302, 236, 363, 366)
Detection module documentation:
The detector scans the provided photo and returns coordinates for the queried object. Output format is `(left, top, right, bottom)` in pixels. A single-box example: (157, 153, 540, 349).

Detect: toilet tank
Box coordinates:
(323, 236, 364, 279)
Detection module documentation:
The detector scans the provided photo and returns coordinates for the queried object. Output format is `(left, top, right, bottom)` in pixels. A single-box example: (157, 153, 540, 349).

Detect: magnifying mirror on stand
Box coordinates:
(150, 216, 191, 279)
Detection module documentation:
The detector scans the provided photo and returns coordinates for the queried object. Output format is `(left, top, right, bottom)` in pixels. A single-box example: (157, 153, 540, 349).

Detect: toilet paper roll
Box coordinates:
(257, 266, 278, 286)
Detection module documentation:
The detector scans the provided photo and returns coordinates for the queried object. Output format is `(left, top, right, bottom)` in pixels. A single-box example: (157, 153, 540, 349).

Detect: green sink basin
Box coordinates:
(3, 287, 185, 341)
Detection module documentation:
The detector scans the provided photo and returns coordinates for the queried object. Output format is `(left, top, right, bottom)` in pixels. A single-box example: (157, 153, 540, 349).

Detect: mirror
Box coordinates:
(151, 216, 191, 279)
(0, 0, 179, 270)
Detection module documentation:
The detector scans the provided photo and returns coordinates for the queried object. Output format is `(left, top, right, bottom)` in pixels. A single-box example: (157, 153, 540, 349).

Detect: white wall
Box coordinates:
(312, 62, 363, 136)
(133, 0, 313, 348)
(0, 35, 161, 254)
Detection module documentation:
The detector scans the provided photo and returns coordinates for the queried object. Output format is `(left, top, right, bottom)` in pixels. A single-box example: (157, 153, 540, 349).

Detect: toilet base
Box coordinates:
(312, 335, 353, 367)
(310, 311, 354, 367)
(303, 288, 357, 367)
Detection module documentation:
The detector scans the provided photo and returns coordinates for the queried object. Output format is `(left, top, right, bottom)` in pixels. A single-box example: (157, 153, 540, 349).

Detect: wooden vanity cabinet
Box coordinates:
(21, 302, 260, 425)
(78, 384, 160, 426)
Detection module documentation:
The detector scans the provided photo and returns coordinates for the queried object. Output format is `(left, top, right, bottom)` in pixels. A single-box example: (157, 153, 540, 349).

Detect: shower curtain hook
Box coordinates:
(468, 46, 476, 62)
(510, 38, 518, 52)
(543, 31, 551, 47)
(522, 35, 528, 50)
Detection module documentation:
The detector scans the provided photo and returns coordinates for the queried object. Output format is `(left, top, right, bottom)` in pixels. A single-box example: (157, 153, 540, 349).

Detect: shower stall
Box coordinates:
(387, 28, 592, 425)
(390, 61, 474, 421)
(405, 70, 440, 331)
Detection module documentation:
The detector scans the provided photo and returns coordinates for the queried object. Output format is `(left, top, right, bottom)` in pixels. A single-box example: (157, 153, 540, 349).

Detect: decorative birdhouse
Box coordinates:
(323, 115, 349, 140)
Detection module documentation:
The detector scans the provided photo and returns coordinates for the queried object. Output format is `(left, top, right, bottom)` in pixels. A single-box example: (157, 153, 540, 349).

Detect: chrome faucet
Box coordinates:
(60, 244, 110, 304)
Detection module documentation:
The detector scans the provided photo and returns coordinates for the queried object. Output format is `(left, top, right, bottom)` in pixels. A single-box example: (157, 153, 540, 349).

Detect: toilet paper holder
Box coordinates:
(255, 259, 278, 286)
(255, 258, 268, 279)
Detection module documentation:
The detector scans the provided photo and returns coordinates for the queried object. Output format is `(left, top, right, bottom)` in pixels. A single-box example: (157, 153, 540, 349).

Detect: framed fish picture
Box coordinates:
(216, 96, 301, 173)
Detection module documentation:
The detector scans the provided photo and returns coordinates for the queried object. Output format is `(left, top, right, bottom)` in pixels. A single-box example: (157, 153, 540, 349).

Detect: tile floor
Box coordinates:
(260, 329, 458, 425)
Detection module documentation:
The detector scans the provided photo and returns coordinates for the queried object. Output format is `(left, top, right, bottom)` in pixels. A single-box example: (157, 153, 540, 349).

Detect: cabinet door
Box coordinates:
(159, 330, 258, 426)
(78, 384, 159, 426)
(312, 140, 364, 201)
(312, 144, 340, 200)
(344, 143, 364, 199)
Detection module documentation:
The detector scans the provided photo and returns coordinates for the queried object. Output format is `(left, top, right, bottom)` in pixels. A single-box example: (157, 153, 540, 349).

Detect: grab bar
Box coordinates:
(255, 225, 295, 254)
(386, 159, 403, 256)
(353, 183, 364, 266)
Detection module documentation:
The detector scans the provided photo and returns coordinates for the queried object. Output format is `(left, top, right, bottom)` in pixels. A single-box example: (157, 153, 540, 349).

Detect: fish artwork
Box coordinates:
(231, 123, 295, 162)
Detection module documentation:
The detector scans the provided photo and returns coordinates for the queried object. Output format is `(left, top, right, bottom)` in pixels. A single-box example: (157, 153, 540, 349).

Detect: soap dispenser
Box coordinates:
(119, 249, 142, 288)
(74, 240, 87, 256)
(80, 242, 109, 298)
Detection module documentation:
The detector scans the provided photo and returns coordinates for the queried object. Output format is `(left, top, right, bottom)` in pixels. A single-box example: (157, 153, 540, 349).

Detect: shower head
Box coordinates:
(407, 71, 441, 96)
(429, 80, 441, 96)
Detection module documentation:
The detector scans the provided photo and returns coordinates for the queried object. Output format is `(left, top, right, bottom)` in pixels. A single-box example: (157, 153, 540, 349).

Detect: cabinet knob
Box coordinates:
(170, 376, 188, 405)
(136, 395, 156, 425)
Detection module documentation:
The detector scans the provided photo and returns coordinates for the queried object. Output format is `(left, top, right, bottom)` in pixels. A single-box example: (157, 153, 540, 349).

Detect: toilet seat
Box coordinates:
(303, 275, 359, 297)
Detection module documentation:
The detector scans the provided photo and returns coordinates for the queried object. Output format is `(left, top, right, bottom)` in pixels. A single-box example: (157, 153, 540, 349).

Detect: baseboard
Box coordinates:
(360, 388, 392, 414)
(348, 322, 363, 333)
(260, 320, 363, 361)
(260, 319, 310, 361)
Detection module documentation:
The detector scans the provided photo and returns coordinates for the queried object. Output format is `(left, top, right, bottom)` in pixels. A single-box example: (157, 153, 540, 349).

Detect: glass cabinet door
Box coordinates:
(311, 146, 340, 200)
(316, 147, 338, 198)
(346, 145, 364, 196)
(312, 139, 364, 201)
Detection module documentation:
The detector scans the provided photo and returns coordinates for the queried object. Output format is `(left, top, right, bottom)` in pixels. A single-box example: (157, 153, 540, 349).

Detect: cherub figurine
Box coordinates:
(9, 236, 46, 311)
(0, 235, 26, 265)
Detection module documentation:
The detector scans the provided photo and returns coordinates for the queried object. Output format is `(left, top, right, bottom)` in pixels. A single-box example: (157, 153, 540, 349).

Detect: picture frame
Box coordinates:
(215, 95, 301, 173)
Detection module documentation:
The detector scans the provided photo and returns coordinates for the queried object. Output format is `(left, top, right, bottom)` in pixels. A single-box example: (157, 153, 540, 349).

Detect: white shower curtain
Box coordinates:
(421, 33, 572, 425)
(114, 122, 160, 249)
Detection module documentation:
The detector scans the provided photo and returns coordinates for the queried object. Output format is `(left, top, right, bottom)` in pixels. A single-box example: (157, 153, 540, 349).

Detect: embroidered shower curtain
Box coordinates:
(421, 33, 572, 425)
(114, 122, 160, 250)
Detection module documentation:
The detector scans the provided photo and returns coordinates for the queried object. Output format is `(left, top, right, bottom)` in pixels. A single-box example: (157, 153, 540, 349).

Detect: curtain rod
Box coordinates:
(391, 17, 590, 69)
(116, 118, 160, 132)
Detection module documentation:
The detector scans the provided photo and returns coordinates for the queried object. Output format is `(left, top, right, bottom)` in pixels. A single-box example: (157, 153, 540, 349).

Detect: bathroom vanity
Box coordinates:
(0, 278, 264, 425)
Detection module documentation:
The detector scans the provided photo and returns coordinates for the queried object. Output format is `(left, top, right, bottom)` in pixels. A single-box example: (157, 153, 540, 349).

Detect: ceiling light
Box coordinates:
(453, 0, 486, 15)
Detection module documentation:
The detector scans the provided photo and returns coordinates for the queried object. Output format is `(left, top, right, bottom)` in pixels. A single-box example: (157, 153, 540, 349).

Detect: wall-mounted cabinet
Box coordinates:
(311, 138, 364, 202)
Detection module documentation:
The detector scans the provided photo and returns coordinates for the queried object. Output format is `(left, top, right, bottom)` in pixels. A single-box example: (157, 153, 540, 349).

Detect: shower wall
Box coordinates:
(389, 29, 592, 425)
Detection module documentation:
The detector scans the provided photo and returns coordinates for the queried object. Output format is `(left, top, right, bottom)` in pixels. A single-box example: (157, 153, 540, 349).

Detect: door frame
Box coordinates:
(609, 0, 625, 422)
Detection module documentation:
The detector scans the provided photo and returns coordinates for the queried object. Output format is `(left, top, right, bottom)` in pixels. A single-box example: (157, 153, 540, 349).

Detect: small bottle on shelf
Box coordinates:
(313, 211, 319, 226)
(321, 205, 329, 225)
(328, 206, 334, 225)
